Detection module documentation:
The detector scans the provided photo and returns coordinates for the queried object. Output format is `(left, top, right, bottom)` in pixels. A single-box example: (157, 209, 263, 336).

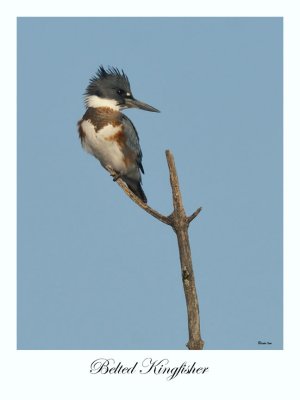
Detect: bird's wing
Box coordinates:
(122, 114, 145, 174)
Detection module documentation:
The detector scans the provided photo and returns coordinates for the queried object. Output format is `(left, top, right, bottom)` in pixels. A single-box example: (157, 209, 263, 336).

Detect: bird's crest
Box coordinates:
(89, 65, 130, 86)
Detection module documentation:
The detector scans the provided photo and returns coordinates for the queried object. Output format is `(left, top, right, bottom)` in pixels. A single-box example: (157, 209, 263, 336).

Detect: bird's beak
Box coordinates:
(124, 97, 160, 112)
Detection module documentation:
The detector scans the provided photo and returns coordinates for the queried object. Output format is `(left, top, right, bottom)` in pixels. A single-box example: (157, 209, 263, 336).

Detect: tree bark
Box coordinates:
(166, 150, 204, 350)
(107, 150, 204, 350)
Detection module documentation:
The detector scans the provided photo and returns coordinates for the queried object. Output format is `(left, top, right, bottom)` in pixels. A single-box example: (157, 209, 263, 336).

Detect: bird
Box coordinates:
(77, 66, 160, 203)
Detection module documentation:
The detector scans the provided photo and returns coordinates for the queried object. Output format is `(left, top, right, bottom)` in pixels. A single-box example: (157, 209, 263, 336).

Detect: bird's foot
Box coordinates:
(105, 165, 121, 181)
(112, 173, 121, 182)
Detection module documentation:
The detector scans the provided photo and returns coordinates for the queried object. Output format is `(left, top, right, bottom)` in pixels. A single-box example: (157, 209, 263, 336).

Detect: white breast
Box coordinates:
(80, 120, 127, 174)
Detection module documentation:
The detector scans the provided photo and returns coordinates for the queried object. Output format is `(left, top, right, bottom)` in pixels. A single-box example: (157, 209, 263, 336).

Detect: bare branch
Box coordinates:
(166, 149, 185, 217)
(165, 150, 204, 350)
(107, 151, 204, 350)
(187, 207, 202, 225)
(106, 166, 171, 226)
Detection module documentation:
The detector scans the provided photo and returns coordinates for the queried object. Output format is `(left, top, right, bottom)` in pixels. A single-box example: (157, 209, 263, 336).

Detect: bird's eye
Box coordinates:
(117, 89, 124, 96)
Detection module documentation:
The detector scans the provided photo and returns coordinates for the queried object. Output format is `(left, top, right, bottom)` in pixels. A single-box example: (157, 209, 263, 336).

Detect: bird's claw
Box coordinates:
(113, 173, 121, 182)
(105, 165, 121, 181)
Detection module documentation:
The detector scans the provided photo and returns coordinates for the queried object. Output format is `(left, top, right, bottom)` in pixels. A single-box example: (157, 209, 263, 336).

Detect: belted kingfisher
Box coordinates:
(78, 66, 159, 203)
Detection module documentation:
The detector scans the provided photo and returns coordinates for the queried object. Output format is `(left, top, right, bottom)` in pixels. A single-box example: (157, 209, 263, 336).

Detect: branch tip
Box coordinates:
(187, 207, 202, 224)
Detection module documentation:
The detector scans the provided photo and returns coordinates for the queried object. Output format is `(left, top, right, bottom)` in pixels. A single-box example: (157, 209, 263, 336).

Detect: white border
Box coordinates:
(1, 1, 300, 398)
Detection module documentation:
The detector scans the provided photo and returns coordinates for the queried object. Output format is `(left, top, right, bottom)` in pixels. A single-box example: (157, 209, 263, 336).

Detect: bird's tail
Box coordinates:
(122, 177, 147, 203)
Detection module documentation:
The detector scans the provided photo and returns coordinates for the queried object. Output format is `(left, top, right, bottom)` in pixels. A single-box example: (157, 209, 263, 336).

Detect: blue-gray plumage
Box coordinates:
(78, 66, 159, 203)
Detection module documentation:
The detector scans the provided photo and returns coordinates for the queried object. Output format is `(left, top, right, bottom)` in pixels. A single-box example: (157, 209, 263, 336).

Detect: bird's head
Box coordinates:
(85, 66, 160, 112)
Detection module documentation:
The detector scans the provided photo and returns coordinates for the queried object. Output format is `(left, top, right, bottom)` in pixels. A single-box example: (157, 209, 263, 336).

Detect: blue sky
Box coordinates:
(17, 17, 283, 350)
